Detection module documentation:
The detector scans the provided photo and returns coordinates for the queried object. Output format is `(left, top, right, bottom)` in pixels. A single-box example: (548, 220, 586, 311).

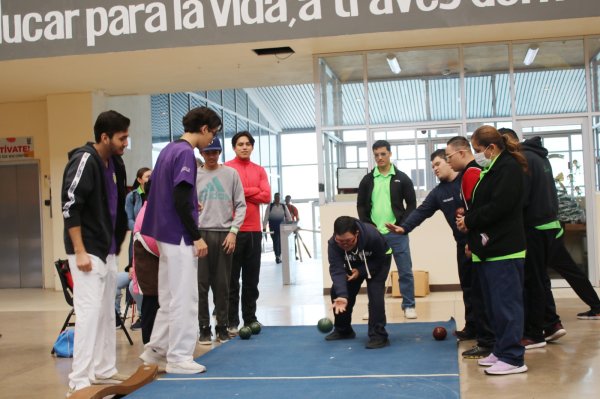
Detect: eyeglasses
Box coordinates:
(335, 234, 357, 247)
(445, 150, 464, 160)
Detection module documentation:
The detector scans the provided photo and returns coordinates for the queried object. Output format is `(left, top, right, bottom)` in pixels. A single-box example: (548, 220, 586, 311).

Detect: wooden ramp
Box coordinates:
(70, 364, 158, 399)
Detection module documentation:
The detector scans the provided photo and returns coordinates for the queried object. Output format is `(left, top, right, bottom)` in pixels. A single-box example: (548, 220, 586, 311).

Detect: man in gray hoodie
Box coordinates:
(196, 137, 247, 344)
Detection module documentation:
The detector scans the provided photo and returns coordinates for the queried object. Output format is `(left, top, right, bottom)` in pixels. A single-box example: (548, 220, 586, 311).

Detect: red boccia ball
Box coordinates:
(433, 326, 447, 341)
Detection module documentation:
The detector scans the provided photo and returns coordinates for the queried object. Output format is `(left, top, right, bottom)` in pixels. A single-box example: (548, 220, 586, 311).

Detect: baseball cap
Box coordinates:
(201, 137, 222, 152)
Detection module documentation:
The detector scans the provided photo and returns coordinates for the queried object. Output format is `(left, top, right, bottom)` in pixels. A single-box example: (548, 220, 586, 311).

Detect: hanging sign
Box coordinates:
(0, 137, 35, 160)
(0, 0, 597, 62)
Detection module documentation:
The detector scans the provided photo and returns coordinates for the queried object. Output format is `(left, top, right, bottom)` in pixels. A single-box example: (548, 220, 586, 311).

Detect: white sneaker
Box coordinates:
(484, 360, 528, 375)
(404, 307, 417, 319)
(166, 360, 206, 374)
(478, 353, 499, 367)
(228, 326, 239, 337)
(91, 372, 129, 385)
(139, 348, 167, 372)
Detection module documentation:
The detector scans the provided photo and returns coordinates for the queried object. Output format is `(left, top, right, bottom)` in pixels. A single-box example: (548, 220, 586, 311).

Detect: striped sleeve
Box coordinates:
(62, 152, 92, 228)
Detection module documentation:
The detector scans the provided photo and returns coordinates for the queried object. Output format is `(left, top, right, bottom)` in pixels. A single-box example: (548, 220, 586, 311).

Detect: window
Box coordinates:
(464, 44, 511, 119)
(320, 55, 365, 127)
(367, 48, 461, 124)
(513, 40, 586, 115)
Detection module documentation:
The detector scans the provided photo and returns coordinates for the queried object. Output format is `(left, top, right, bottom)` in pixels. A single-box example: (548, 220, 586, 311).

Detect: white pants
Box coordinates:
(68, 254, 118, 390)
(145, 239, 199, 363)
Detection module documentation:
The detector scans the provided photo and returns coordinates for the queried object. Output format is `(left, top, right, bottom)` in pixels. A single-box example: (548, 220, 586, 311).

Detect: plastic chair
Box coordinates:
(51, 259, 133, 355)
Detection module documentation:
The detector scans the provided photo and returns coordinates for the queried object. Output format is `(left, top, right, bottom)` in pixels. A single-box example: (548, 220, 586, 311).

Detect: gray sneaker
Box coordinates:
(199, 325, 212, 345)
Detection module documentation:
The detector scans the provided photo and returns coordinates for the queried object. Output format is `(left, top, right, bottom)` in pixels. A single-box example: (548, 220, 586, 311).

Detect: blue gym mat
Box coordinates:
(127, 319, 460, 399)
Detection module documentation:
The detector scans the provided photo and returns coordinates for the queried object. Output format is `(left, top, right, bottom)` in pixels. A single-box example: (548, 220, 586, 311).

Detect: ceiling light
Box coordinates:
(523, 45, 539, 66)
(386, 54, 401, 74)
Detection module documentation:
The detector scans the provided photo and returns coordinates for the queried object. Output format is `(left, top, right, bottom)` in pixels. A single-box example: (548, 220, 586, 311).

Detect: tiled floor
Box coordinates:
(0, 257, 599, 398)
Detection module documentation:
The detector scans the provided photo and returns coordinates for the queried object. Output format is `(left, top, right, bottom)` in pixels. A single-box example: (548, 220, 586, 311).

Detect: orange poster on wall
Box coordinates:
(0, 137, 34, 160)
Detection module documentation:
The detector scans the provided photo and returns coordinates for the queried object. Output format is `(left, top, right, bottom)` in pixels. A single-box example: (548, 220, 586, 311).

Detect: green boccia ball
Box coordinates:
(317, 317, 334, 333)
(249, 321, 262, 335)
(239, 326, 253, 340)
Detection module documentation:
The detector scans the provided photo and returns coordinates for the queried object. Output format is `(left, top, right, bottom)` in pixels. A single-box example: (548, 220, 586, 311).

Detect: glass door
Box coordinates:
(322, 131, 341, 202)
(369, 126, 461, 198)
(516, 118, 597, 286)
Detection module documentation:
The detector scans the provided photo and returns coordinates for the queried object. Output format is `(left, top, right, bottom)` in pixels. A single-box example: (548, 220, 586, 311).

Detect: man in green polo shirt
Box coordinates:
(357, 140, 417, 319)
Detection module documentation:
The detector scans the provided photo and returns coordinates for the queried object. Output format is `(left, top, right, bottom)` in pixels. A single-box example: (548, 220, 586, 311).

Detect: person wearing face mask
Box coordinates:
(326, 216, 392, 349)
(456, 125, 529, 376)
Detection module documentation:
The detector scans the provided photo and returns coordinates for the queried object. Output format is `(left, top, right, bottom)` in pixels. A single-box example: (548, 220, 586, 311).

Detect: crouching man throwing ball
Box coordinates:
(326, 216, 392, 349)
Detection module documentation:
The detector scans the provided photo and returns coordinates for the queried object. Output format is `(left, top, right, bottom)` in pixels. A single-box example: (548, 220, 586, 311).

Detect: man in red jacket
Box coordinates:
(225, 131, 271, 335)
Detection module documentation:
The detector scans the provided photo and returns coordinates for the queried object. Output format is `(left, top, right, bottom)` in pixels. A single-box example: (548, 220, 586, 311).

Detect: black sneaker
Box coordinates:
(577, 309, 600, 320)
(130, 319, 142, 331)
(366, 337, 390, 349)
(199, 325, 212, 345)
(462, 345, 492, 359)
(325, 330, 356, 341)
(453, 328, 476, 341)
(544, 322, 567, 342)
(215, 325, 229, 343)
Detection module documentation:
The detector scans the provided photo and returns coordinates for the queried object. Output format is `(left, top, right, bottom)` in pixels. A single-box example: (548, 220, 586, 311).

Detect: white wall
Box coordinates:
(0, 93, 151, 289)
(106, 95, 152, 177)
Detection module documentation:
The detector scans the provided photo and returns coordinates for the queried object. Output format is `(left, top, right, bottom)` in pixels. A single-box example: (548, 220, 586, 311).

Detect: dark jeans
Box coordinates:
(478, 258, 525, 367)
(470, 259, 495, 348)
(269, 221, 282, 258)
(140, 295, 159, 345)
(330, 255, 391, 339)
(198, 230, 233, 328)
(228, 231, 262, 327)
(456, 243, 474, 331)
(524, 227, 556, 342)
(544, 236, 600, 328)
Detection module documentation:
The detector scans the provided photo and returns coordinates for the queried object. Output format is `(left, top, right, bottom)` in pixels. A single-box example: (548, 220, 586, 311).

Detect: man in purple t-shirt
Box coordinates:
(140, 106, 221, 375)
(61, 110, 130, 396)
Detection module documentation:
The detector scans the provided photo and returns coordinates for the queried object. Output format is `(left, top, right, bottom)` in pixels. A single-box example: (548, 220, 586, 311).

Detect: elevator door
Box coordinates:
(0, 162, 43, 288)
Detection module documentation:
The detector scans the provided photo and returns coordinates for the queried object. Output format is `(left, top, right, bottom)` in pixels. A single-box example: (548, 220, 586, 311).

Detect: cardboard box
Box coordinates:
(390, 270, 430, 297)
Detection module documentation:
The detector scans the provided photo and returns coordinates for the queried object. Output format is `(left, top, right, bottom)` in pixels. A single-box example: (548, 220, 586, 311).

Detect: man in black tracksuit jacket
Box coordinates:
(326, 216, 391, 349)
(62, 143, 128, 259)
(61, 110, 129, 394)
